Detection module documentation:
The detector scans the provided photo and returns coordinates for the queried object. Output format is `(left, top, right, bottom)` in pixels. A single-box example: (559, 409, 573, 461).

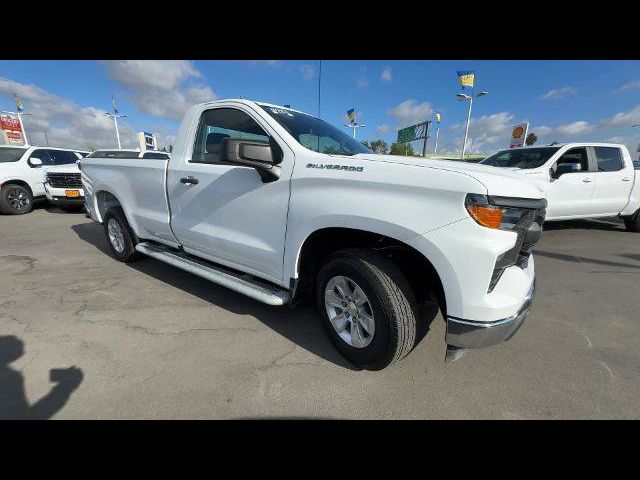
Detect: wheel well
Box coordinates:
(95, 190, 122, 222)
(1, 180, 33, 196)
(296, 227, 446, 313)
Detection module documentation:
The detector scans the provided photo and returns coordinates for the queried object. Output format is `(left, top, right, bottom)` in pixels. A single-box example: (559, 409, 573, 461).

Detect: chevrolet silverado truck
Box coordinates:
(81, 99, 547, 369)
(480, 143, 640, 231)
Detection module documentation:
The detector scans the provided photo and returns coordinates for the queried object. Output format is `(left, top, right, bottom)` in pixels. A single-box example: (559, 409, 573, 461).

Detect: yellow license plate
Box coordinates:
(65, 190, 80, 198)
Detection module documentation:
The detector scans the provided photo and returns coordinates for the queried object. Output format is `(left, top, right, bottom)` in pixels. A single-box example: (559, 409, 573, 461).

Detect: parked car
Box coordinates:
(81, 99, 546, 369)
(480, 143, 640, 230)
(0, 145, 86, 215)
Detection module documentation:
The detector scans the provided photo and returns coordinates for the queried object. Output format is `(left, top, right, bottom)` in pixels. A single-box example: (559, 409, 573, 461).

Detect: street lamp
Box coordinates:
(104, 111, 128, 150)
(457, 90, 488, 159)
(344, 122, 366, 139)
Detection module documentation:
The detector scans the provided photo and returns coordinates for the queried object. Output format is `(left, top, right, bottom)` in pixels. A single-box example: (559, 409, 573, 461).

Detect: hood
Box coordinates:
(350, 153, 546, 200)
(44, 163, 80, 174)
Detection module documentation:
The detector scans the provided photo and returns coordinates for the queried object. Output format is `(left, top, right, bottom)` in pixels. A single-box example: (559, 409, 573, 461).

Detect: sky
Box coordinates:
(1, 60, 640, 155)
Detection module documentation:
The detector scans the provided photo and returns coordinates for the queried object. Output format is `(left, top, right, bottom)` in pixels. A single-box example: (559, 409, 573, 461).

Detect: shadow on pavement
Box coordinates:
(535, 250, 640, 270)
(70, 221, 440, 371)
(70, 222, 358, 370)
(543, 218, 626, 232)
(0, 336, 83, 420)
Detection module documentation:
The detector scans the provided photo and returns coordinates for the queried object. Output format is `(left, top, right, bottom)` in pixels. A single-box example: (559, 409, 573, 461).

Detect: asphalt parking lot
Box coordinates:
(1, 205, 639, 419)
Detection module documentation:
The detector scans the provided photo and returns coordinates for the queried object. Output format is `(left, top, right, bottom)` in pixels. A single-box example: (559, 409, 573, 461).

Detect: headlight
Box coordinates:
(465, 193, 537, 231)
(465, 193, 547, 292)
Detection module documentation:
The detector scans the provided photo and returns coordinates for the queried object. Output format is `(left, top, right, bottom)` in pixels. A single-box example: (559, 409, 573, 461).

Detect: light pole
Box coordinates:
(1, 110, 32, 146)
(457, 91, 488, 159)
(104, 111, 128, 149)
(344, 121, 366, 139)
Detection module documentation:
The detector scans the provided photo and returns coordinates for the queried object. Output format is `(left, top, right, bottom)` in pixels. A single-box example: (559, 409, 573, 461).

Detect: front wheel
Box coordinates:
(624, 211, 640, 232)
(316, 248, 417, 370)
(103, 208, 141, 262)
(0, 184, 33, 215)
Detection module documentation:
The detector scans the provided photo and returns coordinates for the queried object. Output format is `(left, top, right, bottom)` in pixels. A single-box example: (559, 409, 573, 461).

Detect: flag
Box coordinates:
(347, 108, 356, 125)
(13, 93, 24, 112)
(457, 70, 475, 89)
(112, 94, 118, 114)
(435, 112, 441, 123)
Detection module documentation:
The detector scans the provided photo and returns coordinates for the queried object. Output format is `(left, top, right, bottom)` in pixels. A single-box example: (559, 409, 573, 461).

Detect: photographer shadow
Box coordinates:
(0, 336, 83, 420)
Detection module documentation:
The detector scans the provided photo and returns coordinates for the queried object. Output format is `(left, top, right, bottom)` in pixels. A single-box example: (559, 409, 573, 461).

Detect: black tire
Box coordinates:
(624, 211, 640, 232)
(315, 248, 417, 370)
(0, 184, 33, 215)
(103, 208, 141, 262)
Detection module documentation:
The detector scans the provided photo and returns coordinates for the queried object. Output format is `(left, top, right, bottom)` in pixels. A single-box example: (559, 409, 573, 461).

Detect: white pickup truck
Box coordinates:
(480, 143, 640, 230)
(81, 99, 547, 369)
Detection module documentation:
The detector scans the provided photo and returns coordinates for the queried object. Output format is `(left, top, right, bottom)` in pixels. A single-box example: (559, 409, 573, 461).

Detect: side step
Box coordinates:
(135, 242, 289, 306)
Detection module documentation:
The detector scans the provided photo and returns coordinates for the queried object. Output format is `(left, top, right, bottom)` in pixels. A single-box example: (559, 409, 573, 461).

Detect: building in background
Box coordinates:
(138, 131, 158, 151)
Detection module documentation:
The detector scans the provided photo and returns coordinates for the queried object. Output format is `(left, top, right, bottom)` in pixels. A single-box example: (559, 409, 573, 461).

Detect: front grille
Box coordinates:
(488, 206, 546, 292)
(47, 172, 82, 188)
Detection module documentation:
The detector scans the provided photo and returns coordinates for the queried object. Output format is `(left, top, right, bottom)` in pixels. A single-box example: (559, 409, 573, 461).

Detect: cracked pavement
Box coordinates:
(1, 207, 639, 419)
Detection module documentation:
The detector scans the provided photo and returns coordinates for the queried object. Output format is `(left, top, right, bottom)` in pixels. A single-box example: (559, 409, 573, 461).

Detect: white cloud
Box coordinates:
(299, 64, 317, 81)
(103, 60, 217, 120)
(0, 76, 140, 150)
(380, 66, 392, 83)
(531, 125, 552, 136)
(376, 124, 392, 135)
(540, 86, 577, 100)
(599, 104, 640, 128)
(387, 99, 433, 128)
(554, 120, 593, 136)
(614, 80, 640, 93)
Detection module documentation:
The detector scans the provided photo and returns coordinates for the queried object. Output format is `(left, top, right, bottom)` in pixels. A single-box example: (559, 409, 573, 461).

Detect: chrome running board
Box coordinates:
(135, 242, 289, 306)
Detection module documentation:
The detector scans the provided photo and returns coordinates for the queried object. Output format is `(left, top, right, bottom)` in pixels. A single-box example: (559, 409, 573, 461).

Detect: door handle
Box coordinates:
(622, 177, 631, 182)
(180, 176, 199, 185)
(582, 178, 592, 183)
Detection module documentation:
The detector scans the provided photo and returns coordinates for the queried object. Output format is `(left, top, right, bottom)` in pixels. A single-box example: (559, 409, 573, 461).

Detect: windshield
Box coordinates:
(480, 147, 560, 169)
(260, 105, 371, 156)
(86, 150, 140, 159)
(0, 147, 27, 163)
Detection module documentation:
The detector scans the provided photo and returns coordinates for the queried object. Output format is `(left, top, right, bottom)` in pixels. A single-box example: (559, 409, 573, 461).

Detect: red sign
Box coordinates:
(1, 116, 22, 132)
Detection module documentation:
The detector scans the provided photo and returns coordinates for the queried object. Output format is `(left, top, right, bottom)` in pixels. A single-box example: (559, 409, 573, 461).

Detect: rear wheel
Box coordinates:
(624, 210, 640, 232)
(0, 184, 33, 215)
(316, 248, 417, 370)
(103, 208, 141, 262)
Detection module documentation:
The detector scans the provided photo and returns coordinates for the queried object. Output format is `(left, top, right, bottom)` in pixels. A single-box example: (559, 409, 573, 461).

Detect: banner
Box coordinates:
(457, 70, 475, 89)
(347, 109, 356, 125)
(13, 93, 24, 112)
(510, 122, 529, 148)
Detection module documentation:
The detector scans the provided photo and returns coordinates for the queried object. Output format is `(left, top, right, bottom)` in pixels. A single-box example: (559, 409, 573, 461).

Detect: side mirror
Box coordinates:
(550, 162, 582, 179)
(220, 138, 280, 182)
(29, 157, 43, 167)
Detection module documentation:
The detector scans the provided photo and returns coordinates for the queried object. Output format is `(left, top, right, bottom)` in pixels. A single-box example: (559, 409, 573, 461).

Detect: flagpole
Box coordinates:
(461, 95, 473, 159)
(434, 122, 440, 155)
(17, 113, 29, 147)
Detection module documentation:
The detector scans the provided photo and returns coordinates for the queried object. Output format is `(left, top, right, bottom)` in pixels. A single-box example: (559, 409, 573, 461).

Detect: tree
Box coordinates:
(525, 132, 538, 146)
(389, 142, 414, 156)
(168, 145, 173, 153)
(369, 139, 388, 155)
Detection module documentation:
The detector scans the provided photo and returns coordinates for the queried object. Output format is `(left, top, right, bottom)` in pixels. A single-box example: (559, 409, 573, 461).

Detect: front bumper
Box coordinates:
(44, 184, 85, 205)
(446, 278, 535, 349)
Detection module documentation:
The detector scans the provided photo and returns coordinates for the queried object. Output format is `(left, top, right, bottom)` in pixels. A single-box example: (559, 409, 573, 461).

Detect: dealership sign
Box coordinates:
(510, 122, 529, 148)
(1, 115, 25, 145)
(397, 122, 429, 143)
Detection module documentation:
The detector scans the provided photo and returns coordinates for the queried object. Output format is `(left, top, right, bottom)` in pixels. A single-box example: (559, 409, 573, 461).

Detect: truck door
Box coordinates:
(545, 147, 595, 219)
(590, 146, 634, 216)
(166, 105, 293, 286)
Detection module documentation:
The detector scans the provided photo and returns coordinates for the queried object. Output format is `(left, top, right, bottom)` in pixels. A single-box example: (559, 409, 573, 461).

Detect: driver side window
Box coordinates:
(192, 108, 269, 164)
(555, 147, 589, 173)
(28, 149, 52, 167)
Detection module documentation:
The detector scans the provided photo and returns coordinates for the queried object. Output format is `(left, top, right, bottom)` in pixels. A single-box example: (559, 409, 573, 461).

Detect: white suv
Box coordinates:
(0, 145, 87, 215)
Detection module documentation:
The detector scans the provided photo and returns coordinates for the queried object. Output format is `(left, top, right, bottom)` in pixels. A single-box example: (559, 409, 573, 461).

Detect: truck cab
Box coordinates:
(480, 143, 640, 228)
